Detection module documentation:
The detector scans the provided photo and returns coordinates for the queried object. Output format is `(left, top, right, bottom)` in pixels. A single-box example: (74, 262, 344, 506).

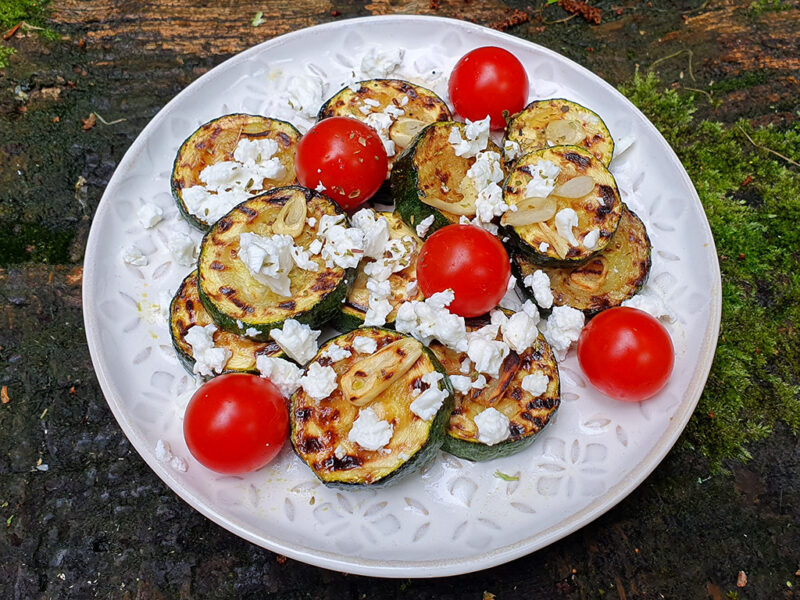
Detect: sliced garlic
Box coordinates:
(552, 175, 595, 199)
(501, 196, 557, 226)
(422, 194, 476, 216)
(537, 222, 570, 259)
(545, 119, 585, 146)
(389, 117, 429, 149)
(272, 194, 307, 238)
(339, 338, 423, 407)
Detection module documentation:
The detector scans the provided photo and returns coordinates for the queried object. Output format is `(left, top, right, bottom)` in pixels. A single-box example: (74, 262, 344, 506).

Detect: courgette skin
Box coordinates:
(197, 186, 354, 341)
(511, 205, 652, 317)
(327, 304, 366, 334)
(171, 114, 300, 231)
(169, 271, 283, 376)
(501, 145, 622, 268)
(290, 328, 453, 489)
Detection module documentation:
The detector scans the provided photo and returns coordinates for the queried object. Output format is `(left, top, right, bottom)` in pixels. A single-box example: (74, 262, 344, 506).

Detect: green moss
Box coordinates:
(0, 0, 50, 29)
(0, 221, 73, 264)
(619, 73, 800, 467)
(747, 0, 791, 16)
(0, 43, 14, 67)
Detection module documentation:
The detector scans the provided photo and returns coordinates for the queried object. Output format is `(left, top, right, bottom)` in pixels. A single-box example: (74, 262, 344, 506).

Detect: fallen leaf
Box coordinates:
(3, 22, 22, 41)
(81, 113, 96, 130)
(737, 571, 747, 587)
(1, 386, 9, 404)
(251, 11, 265, 27)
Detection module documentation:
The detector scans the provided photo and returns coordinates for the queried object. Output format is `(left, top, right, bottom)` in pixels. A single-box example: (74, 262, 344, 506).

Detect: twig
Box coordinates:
(679, 85, 713, 102)
(738, 125, 799, 168)
(93, 112, 127, 126)
(648, 49, 695, 83)
(543, 13, 577, 25)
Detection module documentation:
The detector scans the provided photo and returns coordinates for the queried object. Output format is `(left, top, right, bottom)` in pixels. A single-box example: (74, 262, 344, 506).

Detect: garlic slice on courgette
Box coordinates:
(501, 196, 558, 226)
(272, 194, 307, 238)
(340, 338, 423, 407)
(421, 194, 476, 216)
(552, 175, 595, 199)
(389, 117, 429, 148)
(545, 119, 586, 146)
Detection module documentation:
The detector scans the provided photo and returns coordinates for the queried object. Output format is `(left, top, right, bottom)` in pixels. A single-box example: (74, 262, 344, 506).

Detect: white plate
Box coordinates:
(83, 15, 721, 578)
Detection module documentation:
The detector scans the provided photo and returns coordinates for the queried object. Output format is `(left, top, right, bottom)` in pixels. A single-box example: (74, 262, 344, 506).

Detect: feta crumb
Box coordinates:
(448, 117, 491, 158)
(504, 139, 521, 161)
(318, 214, 365, 269)
(239, 232, 295, 296)
(169, 456, 188, 472)
(472, 374, 487, 389)
(364, 111, 396, 157)
(523, 269, 554, 309)
(185, 324, 231, 377)
(465, 150, 508, 224)
(466, 335, 510, 378)
(257, 355, 303, 397)
(289, 243, 319, 272)
(621, 288, 676, 322)
(555, 208, 580, 246)
(122, 244, 148, 267)
(449, 375, 473, 394)
(315, 181, 326, 192)
(501, 310, 539, 353)
(541, 305, 585, 358)
(286, 75, 324, 119)
(351, 209, 390, 259)
(320, 343, 352, 363)
(525, 160, 561, 198)
(306, 217, 317, 228)
(352, 335, 378, 354)
(360, 47, 405, 79)
(410, 371, 448, 421)
(334, 443, 347, 459)
(583, 228, 600, 250)
(395, 290, 468, 351)
(348, 406, 394, 450)
(155, 439, 173, 463)
(269, 319, 320, 364)
(167, 232, 197, 267)
(299, 362, 338, 401)
(521, 372, 549, 397)
(244, 327, 260, 338)
(405, 280, 418, 296)
(539, 241, 550, 253)
(415, 214, 435, 238)
(459, 357, 472, 374)
(137, 203, 164, 229)
(474, 407, 510, 446)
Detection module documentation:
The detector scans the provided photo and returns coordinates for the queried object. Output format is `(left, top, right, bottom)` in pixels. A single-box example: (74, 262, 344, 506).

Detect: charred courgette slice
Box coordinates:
(505, 99, 614, 166)
(197, 186, 352, 340)
(391, 121, 504, 236)
(332, 210, 425, 332)
(512, 205, 651, 316)
(428, 314, 560, 462)
(290, 328, 454, 488)
(169, 271, 283, 374)
(501, 146, 622, 267)
(171, 114, 300, 231)
(318, 79, 450, 167)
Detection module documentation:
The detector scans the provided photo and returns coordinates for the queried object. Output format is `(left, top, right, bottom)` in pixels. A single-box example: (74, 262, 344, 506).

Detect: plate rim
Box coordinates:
(82, 14, 722, 578)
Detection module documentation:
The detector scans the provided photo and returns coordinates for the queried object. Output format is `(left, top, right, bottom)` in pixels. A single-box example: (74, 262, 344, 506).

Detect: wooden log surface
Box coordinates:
(1, 1, 799, 598)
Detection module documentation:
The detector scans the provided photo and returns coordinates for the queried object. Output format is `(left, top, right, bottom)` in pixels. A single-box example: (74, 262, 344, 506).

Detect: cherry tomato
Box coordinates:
(183, 373, 289, 474)
(448, 46, 529, 130)
(577, 307, 674, 402)
(416, 224, 511, 318)
(295, 116, 388, 210)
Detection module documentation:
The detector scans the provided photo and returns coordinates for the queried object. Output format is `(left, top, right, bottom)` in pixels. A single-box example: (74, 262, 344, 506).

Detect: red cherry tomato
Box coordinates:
(416, 224, 511, 318)
(183, 373, 289, 474)
(448, 46, 529, 130)
(295, 116, 388, 210)
(577, 307, 674, 402)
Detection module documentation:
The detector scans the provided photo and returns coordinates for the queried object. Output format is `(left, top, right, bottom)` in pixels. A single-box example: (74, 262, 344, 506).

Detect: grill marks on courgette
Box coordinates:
(171, 114, 300, 230)
(505, 99, 614, 166)
(392, 121, 504, 235)
(318, 79, 450, 166)
(290, 328, 453, 488)
(169, 271, 283, 374)
(513, 205, 652, 316)
(502, 146, 622, 267)
(429, 317, 561, 462)
(197, 186, 351, 339)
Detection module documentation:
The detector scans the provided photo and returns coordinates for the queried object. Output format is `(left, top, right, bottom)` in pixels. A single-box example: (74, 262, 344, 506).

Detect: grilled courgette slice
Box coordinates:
(505, 99, 614, 166)
(512, 205, 651, 316)
(429, 315, 560, 462)
(391, 121, 504, 236)
(331, 210, 425, 332)
(197, 186, 352, 340)
(171, 114, 300, 231)
(169, 271, 283, 374)
(290, 328, 454, 488)
(318, 79, 451, 167)
(501, 146, 622, 267)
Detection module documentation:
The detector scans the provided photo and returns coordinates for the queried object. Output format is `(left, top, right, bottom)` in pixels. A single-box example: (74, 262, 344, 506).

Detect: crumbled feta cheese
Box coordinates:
(541, 305, 585, 358)
(239, 232, 295, 296)
(504, 139, 521, 161)
(244, 327, 260, 338)
(501, 310, 539, 353)
(449, 375, 473, 394)
(523, 269, 554, 309)
(306, 217, 317, 228)
(289, 243, 319, 272)
(363, 237, 415, 281)
(137, 203, 163, 229)
(583, 228, 600, 250)
(360, 47, 404, 79)
(460, 357, 472, 374)
(286, 75, 324, 119)
(539, 241, 550, 253)
(320, 343, 352, 363)
(555, 207, 579, 246)
(364, 276, 393, 327)
(170, 456, 188, 472)
(167, 232, 197, 267)
(352, 335, 378, 354)
(384, 104, 404, 119)
(395, 290, 468, 351)
(410, 373, 449, 421)
(474, 407, 510, 445)
(181, 186, 245, 225)
(233, 138, 282, 171)
(621, 288, 676, 322)
(348, 406, 394, 450)
(525, 159, 561, 198)
(185, 324, 231, 377)
(318, 214, 365, 269)
(122, 244, 148, 267)
(308, 238, 323, 255)
(521, 372, 549, 397)
(269, 319, 320, 364)
(465, 150, 508, 224)
(299, 362, 338, 401)
(364, 111, 396, 157)
(466, 336, 510, 378)
(415, 214, 435, 238)
(257, 355, 303, 397)
(155, 439, 173, 463)
(521, 299, 540, 320)
(334, 443, 347, 459)
(351, 209, 390, 259)
(472, 374, 487, 389)
(405, 280, 418, 296)
(448, 117, 491, 158)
